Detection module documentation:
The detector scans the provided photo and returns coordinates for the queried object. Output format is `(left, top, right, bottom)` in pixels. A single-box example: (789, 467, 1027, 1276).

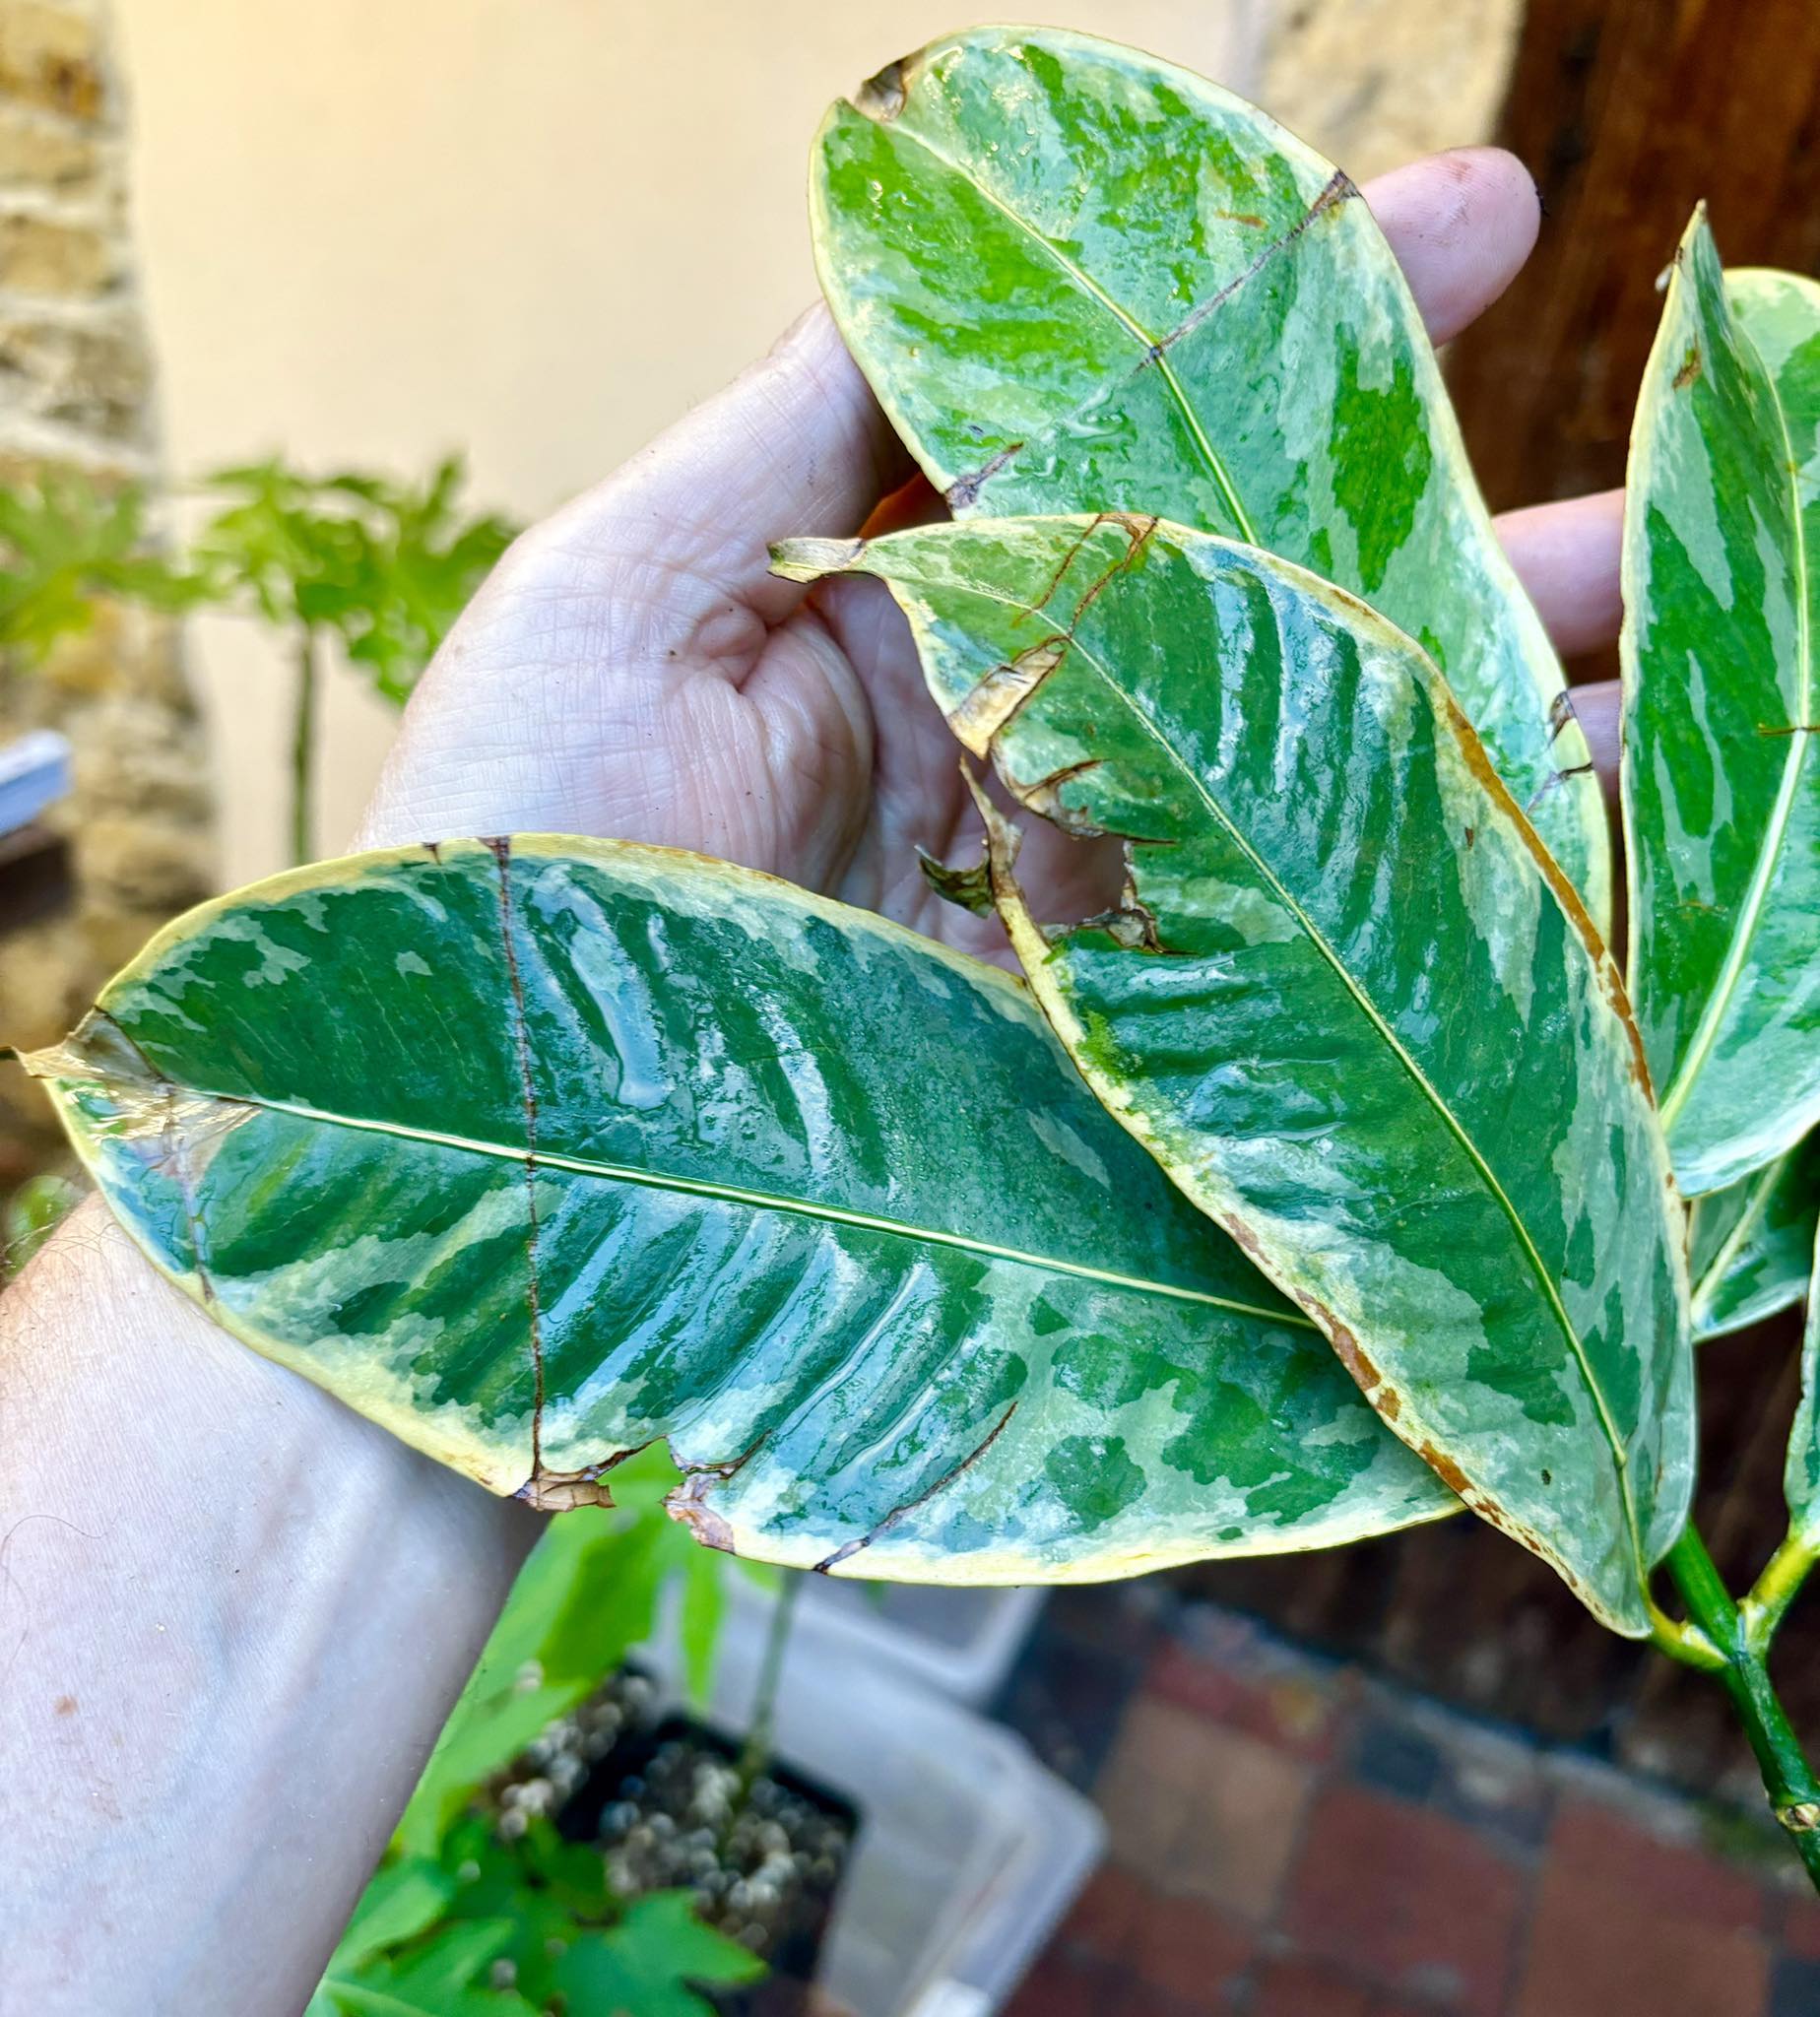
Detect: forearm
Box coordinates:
(0, 1199, 534, 2013)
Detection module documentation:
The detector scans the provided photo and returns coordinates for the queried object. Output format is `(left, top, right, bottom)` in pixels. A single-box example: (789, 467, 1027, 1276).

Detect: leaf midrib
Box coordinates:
(929, 561, 1648, 1580)
(115, 1075, 1307, 1327)
(858, 101, 1260, 542)
(1658, 308, 1815, 1138)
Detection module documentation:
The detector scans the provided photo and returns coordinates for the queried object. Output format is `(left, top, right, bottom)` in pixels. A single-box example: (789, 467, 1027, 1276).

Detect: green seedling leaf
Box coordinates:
(1621, 212, 1820, 1195)
(394, 1507, 674, 1857)
(313, 1890, 537, 2017)
(23, 837, 1453, 1587)
(1689, 1134, 1820, 1342)
(0, 473, 204, 665)
(319, 1919, 535, 2017)
(552, 1891, 766, 2017)
(195, 456, 516, 704)
(777, 516, 1695, 1634)
(812, 24, 1608, 929)
(326, 1858, 458, 1978)
(2, 1172, 81, 1279)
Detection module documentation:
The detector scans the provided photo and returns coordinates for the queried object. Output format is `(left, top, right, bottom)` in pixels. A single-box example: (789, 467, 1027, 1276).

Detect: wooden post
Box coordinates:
(1448, 0, 1820, 515)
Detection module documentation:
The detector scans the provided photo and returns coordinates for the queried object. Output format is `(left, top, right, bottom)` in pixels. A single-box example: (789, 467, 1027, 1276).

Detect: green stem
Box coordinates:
(736, 1571, 801, 1798)
(1660, 1526, 1820, 1888)
(290, 622, 319, 867)
(1740, 1529, 1819, 1659)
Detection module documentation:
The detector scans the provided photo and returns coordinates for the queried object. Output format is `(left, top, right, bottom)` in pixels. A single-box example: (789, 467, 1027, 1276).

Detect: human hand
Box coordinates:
(360, 145, 1628, 948)
(2, 144, 1633, 2017)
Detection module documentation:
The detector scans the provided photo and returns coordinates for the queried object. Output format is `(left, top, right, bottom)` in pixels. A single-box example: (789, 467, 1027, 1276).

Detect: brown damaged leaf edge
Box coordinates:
(1142, 168, 1357, 365)
(658, 1426, 782, 1554)
(932, 168, 1360, 507)
(1322, 1302, 1605, 1612)
(484, 833, 552, 1492)
(915, 843, 996, 916)
(959, 715, 1628, 1625)
(855, 50, 918, 122)
(1436, 689, 1657, 1103)
(812, 1399, 1019, 1574)
(666, 1469, 740, 1554)
(950, 513, 1159, 763)
(947, 636, 1070, 756)
(517, 1465, 615, 1513)
(56, 1006, 239, 1306)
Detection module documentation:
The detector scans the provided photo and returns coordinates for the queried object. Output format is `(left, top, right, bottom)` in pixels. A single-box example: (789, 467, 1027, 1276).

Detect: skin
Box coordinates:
(0, 148, 1629, 2012)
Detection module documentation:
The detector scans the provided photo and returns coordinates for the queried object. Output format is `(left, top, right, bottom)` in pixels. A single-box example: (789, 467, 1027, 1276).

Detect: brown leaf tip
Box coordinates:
(917, 843, 996, 916)
(856, 54, 915, 121)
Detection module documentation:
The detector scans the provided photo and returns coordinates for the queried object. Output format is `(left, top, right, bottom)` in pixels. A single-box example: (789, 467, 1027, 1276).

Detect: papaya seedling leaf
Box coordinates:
(1621, 212, 1820, 1196)
(776, 516, 1695, 1634)
(23, 837, 1455, 1583)
(1689, 1134, 1819, 1342)
(812, 24, 1609, 929)
(552, 1891, 766, 2017)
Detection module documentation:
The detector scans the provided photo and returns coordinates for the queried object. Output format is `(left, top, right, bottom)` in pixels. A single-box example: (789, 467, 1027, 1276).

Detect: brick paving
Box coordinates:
(994, 1588, 1819, 2017)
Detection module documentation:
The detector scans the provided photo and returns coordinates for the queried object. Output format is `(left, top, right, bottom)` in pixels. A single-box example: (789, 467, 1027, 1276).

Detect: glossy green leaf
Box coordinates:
(812, 24, 1609, 928)
(777, 516, 1695, 1634)
(1621, 213, 1820, 1195)
(1689, 1134, 1819, 1341)
(1786, 1218, 1820, 1543)
(23, 837, 1454, 1584)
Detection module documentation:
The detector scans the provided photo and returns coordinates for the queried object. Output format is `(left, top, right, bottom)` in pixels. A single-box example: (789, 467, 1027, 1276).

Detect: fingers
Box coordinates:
(1572, 676, 1622, 808)
(1495, 488, 1625, 659)
(1363, 148, 1539, 347)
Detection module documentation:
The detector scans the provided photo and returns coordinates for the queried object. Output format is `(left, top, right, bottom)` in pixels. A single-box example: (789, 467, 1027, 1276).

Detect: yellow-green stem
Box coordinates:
(1741, 1529, 1819, 1659)
(1660, 1526, 1820, 1890)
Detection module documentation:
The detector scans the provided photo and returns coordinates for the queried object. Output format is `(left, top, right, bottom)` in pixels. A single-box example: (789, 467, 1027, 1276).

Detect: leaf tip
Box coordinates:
(768, 536, 864, 584)
(855, 53, 914, 121)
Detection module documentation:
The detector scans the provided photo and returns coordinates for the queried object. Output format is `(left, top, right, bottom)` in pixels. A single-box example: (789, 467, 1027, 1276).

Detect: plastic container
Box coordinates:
(0, 729, 71, 839)
(643, 1594, 1103, 2017)
(793, 1580, 1045, 1709)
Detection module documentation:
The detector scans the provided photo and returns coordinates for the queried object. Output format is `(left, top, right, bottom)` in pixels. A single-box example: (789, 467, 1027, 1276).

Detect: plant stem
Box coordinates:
(737, 1571, 801, 1798)
(1661, 1526, 1820, 1888)
(291, 622, 319, 867)
(1741, 1529, 1819, 1659)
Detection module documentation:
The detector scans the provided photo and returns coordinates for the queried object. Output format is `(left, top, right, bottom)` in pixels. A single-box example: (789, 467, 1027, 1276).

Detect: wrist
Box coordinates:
(1, 1198, 537, 2011)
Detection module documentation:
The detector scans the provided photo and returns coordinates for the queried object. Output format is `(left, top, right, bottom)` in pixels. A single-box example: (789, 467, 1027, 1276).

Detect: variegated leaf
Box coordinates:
(1786, 1217, 1820, 1543)
(776, 517, 1695, 1633)
(1689, 1133, 1819, 1342)
(812, 24, 1609, 928)
(1621, 213, 1820, 1196)
(21, 837, 1455, 1582)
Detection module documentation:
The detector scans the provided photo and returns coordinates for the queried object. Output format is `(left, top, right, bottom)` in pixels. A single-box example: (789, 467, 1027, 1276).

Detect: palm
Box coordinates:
(363, 153, 1626, 920)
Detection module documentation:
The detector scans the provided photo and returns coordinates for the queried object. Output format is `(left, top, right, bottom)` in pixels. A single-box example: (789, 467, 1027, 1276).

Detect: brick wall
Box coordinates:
(0, 0, 213, 1182)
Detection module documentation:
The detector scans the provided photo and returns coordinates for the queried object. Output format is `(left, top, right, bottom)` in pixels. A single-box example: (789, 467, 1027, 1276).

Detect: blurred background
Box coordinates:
(6, 3, 1820, 2014)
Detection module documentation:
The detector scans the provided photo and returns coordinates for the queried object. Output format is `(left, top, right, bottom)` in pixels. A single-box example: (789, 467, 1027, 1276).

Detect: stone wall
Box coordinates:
(0, 0, 213, 1184)
(1262, 0, 1526, 182)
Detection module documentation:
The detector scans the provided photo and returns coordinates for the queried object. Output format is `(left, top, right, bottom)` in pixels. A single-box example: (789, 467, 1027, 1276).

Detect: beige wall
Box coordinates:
(113, 2, 1268, 881)
(113, 0, 1513, 884)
